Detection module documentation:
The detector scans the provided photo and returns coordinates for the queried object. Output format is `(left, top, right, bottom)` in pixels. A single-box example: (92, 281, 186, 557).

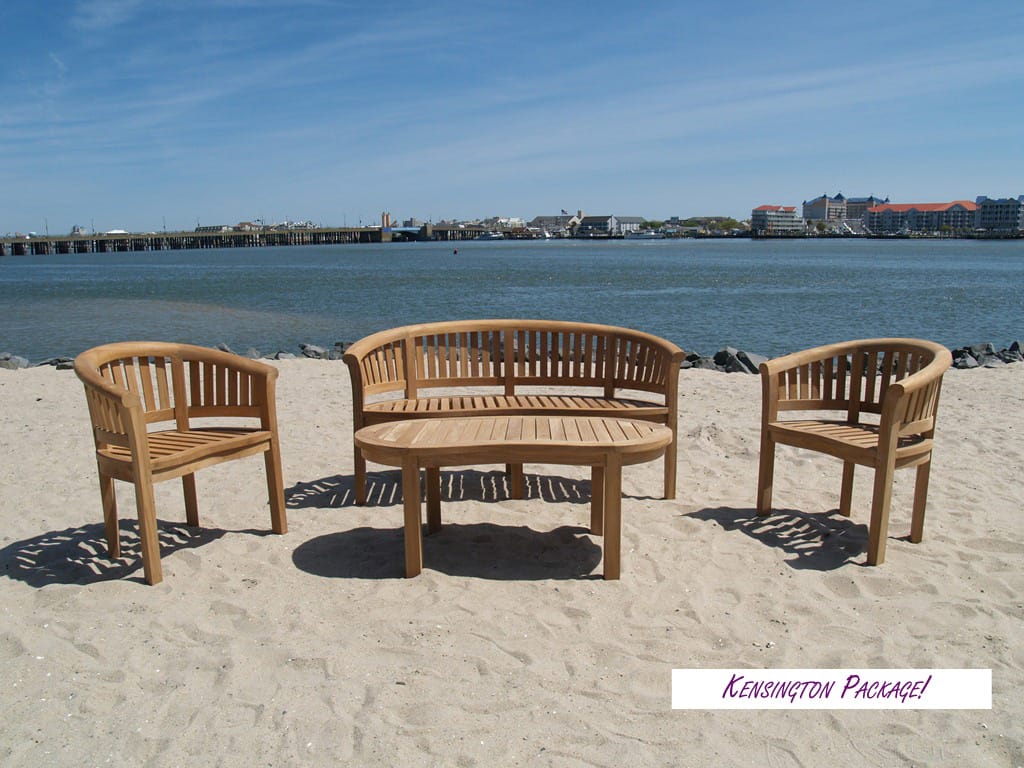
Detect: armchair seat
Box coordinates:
(766, 420, 933, 467)
(97, 427, 274, 481)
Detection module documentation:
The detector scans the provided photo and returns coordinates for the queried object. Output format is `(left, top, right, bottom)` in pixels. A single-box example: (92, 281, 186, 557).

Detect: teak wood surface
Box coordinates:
(344, 320, 685, 507)
(74, 342, 288, 585)
(355, 415, 673, 580)
(755, 337, 951, 566)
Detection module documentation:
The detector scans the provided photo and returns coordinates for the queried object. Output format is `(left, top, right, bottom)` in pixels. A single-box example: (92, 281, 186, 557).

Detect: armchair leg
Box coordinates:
(910, 459, 932, 544)
(354, 444, 367, 505)
(866, 460, 896, 566)
(265, 439, 287, 535)
(182, 473, 199, 527)
(839, 462, 856, 517)
(98, 471, 120, 559)
(132, 476, 163, 586)
(663, 438, 677, 500)
(756, 432, 776, 515)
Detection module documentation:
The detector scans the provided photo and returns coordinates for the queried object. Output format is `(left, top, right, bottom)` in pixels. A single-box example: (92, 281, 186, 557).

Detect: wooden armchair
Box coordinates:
(74, 342, 287, 585)
(756, 338, 951, 565)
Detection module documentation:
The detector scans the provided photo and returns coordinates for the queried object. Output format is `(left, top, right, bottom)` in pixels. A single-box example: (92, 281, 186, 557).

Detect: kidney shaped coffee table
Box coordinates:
(354, 415, 673, 579)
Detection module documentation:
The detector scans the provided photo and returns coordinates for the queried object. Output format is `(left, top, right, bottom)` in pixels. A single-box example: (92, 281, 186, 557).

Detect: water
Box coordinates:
(1, 238, 1021, 360)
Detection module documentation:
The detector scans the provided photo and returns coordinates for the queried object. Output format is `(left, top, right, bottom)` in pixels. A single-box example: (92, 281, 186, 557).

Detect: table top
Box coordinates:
(355, 415, 672, 467)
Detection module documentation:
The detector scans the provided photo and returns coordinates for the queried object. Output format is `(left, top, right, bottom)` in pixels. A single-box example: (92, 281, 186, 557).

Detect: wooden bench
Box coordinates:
(756, 338, 951, 565)
(74, 342, 288, 585)
(344, 320, 685, 504)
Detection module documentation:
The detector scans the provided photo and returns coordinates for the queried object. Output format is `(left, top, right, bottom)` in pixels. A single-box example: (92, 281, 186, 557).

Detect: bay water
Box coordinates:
(1, 238, 1021, 361)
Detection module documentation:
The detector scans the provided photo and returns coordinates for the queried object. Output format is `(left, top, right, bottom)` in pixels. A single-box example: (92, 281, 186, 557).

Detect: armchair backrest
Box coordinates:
(75, 342, 279, 450)
(761, 338, 952, 436)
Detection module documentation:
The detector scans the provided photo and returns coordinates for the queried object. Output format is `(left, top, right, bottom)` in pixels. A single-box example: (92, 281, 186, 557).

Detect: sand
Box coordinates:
(1, 360, 1021, 766)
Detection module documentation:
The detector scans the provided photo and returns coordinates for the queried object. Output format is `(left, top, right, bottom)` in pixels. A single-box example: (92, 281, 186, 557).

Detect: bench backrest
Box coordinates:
(344, 320, 685, 403)
(75, 342, 277, 449)
(764, 338, 951, 436)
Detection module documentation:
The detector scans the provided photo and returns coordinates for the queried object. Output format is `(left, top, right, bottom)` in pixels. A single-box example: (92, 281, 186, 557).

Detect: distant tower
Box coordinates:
(381, 211, 392, 228)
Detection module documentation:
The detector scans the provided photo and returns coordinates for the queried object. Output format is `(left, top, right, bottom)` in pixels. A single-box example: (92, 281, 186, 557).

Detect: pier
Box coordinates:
(0, 222, 555, 256)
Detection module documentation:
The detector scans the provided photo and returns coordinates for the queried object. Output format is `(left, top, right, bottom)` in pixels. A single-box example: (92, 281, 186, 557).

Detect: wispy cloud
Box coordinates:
(70, 0, 144, 31)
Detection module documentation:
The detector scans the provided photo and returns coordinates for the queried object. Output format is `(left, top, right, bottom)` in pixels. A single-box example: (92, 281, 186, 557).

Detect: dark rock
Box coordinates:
(737, 350, 768, 374)
(0, 354, 29, 370)
(953, 353, 979, 369)
(997, 349, 1024, 363)
(216, 343, 236, 355)
(690, 357, 721, 371)
(713, 347, 752, 374)
(1010, 340, 1023, 355)
(272, 351, 297, 360)
(300, 343, 327, 359)
(245, 348, 262, 359)
(328, 346, 346, 360)
(34, 357, 74, 368)
(968, 342, 996, 362)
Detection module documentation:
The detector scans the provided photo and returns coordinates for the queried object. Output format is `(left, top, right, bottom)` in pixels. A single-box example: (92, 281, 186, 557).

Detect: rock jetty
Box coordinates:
(3, 341, 1022, 373)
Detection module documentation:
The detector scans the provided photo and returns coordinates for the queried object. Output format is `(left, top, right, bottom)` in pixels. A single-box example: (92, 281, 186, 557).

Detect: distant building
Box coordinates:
(528, 211, 582, 235)
(975, 195, 1024, 232)
(803, 193, 846, 221)
(845, 195, 889, 220)
(864, 201, 978, 233)
(751, 205, 804, 235)
(195, 225, 231, 233)
(234, 222, 261, 231)
(575, 215, 644, 238)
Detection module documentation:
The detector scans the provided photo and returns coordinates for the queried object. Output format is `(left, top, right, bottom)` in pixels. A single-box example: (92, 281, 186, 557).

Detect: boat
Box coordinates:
(474, 232, 505, 241)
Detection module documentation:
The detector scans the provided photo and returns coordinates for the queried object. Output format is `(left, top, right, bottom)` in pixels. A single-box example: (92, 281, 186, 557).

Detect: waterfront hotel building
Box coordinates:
(750, 205, 804, 235)
(864, 200, 978, 233)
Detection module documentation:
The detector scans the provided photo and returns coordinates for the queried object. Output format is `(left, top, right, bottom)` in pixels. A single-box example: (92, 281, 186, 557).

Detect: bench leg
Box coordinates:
(354, 444, 367, 505)
(663, 439, 677, 500)
(910, 459, 932, 544)
(603, 455, 622, 580)
(426, 467, 441, 534)
(402, 459, 423, 577)
(756, 431, 775, 515)
(265, 438, 288, 535)
(182, 473, 199, 527)
(508, 463, 525, 499)
(98, 471, 120, 559)
(590, 466, 604, 535)
(839, 462, 855, 517)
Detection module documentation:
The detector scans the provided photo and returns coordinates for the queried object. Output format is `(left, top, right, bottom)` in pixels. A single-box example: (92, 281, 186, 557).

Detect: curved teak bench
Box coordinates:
(756, 338, 951, 565)
(74, 342, 287, 585)
(344, 320, 685, 503)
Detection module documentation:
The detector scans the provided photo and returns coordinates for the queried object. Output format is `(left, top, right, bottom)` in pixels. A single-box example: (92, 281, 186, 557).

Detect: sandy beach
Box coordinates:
(1, 360, 1021, 766)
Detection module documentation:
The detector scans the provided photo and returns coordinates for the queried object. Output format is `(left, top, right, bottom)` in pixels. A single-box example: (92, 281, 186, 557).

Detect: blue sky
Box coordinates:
(2, 0, 1022, 234)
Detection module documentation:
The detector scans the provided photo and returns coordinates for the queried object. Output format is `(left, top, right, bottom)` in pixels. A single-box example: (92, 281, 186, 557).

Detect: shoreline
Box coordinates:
(3, 339, 1021, 372)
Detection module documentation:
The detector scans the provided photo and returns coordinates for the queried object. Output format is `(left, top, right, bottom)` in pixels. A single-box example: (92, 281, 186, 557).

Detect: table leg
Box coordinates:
(509, 463, 525, 499)
(590, 465, 604, 535)
(426, 466, 441, 534)
(603, 454, 622, 580)
(402, 459, 423, 577)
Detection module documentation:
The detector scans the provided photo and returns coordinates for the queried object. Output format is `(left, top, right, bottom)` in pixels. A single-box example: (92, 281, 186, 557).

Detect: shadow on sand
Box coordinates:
(687, 506, 878, 571)
(288, 468, 607, 580)
(0, 520, 270, 587)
